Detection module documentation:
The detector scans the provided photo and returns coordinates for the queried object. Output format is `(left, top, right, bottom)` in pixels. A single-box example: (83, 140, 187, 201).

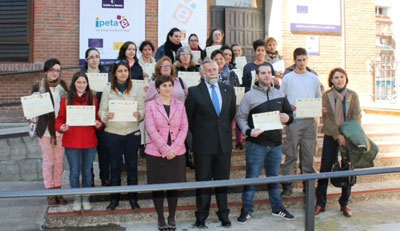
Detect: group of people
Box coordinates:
(32, 27, 361, 230)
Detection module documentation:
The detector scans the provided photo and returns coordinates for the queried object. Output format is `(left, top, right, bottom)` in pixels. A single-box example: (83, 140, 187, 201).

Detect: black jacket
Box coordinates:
(185, 82, 236, 154)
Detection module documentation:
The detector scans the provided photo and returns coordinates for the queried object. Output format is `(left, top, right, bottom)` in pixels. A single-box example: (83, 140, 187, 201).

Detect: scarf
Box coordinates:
(218, 65, 231, 85)
(267, 51, 279, 59)
(164, 39, 182, 61)
(332, 87, 348, 126)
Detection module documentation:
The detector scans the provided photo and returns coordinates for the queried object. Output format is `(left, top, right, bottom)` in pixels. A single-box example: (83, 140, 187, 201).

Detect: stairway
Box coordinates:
(44, 113, 400, 228)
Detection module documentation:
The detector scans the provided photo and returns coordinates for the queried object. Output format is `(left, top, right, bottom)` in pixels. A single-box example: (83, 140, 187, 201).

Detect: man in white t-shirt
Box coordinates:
(280, 48, 321, 197)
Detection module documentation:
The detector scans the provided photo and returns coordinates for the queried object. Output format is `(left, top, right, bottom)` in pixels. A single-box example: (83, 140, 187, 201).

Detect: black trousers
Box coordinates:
(96, 129, 110, 182)
(194, 148, 231, 222)
(316, 135, 351, 208)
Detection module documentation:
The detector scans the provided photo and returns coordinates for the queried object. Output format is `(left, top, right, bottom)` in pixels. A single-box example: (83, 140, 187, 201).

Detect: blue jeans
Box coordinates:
(65, 148, 97, 188)
(242, 141, 283, 213)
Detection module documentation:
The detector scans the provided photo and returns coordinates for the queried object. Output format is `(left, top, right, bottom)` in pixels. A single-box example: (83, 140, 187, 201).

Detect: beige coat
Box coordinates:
(322, 88, 361, 140)
(99, 83, 146, 135)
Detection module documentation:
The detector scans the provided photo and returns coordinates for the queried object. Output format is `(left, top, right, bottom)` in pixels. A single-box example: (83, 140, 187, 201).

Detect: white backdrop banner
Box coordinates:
(79, 0, 145, 65)
(158, 0, 207, 48)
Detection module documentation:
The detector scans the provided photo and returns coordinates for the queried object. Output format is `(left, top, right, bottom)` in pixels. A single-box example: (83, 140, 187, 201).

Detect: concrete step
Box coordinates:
(45, 179, 400, 228)
(69, 152, 400, 190)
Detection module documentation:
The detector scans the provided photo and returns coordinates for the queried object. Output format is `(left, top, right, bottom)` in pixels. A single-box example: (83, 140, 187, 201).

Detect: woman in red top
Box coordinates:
(56, 71, 102, 212)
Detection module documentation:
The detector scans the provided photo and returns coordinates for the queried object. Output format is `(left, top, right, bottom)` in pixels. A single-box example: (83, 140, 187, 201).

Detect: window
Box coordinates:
(375, 6, 388, 16)
(0, 0, 33, 62)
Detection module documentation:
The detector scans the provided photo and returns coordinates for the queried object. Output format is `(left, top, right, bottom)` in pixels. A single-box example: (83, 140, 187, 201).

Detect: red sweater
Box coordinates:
(56, 93, 102, 149)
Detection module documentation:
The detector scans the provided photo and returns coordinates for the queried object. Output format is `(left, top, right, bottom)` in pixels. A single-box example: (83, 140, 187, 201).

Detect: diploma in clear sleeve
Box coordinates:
(234, 56, 247, 71)
(143, 63, 156, 77)
(66, 106, 96, 126)
(252, 111, 283, 131)
(109, 100, 137, 122)
(191, 50, 201, 65)
(234, 87, 245, 106)
(295, 98, 322, 118)
(178, 71, 201, 88)
(87, 73, 108, 92)
(206, 45, 222, 57)
(21, 92, 54, 119)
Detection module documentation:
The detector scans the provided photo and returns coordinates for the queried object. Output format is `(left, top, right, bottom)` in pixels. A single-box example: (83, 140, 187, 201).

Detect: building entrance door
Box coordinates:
(210, 6, 265, 61)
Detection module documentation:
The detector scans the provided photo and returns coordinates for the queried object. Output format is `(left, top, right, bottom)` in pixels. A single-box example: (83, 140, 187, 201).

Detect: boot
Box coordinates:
(47, 187, 57, 207)
(54, 186, 68, 205)
(185, 150, 195, 169)
(106, 180, 121, 210)
(128, 178, 140, 210)
(47, 196, 58, 207)
(82, 195, 92, 211)
(73, 195, 82, 212)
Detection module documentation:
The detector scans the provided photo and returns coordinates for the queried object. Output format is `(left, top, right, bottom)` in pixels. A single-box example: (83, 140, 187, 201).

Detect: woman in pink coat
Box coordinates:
(145, 75, 189, 231)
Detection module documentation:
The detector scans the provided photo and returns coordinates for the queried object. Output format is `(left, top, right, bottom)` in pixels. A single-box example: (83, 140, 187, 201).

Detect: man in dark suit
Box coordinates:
(185, 59, 236, 228)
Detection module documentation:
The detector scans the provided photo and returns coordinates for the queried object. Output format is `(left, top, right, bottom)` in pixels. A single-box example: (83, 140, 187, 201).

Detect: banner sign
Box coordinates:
(289, 0, 341, 34)
(79, 0, 146, 65)
(158, 0, 207, 48)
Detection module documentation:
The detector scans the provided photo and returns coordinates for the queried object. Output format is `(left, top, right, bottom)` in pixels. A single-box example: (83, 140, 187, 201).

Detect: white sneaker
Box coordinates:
(82, 195, 92, 211)
(73, 196, 82, 212)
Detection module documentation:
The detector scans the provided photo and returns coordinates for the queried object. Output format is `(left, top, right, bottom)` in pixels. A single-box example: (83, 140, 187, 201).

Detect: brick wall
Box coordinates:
(0, 0, 376, 122)
(281, 0, 375, 103)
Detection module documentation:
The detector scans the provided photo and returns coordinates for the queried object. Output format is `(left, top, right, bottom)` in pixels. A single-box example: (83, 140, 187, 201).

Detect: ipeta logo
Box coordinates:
(95, 15, 130, 28)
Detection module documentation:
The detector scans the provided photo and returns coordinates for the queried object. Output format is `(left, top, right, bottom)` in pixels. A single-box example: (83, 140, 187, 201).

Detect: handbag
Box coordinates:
(330, 149, 357, 188)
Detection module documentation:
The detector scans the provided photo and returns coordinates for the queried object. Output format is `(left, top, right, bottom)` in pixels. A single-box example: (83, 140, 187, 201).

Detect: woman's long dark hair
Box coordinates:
(67, 71, 94, 105)
(111, 61, 132, 94)
(117, 41, 138, 63)
(206, 28, 225, 47)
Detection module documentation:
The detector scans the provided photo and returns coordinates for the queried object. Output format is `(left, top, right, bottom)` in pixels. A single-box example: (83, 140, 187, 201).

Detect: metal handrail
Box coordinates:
(0, 167, 399, 231)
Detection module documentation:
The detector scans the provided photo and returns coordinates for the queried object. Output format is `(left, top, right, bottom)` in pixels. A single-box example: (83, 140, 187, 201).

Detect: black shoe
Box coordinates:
(106, 198, 119, 210)
(237, 208, 251, 224)
(220, 218, 231, 228)
(158, 220, 168, 231)
(281, 188, 293, 198)
(272, 207, 295, 221)
(101, 180, 110, 187)
(167, 217, 176, 230)
(129, 199, 140, 210)
(235, 142, 243, 150)
(193, 220, 207, 229)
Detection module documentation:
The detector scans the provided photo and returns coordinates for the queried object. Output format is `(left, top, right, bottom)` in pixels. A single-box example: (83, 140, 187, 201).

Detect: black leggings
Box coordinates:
(152, 190, 179, 222)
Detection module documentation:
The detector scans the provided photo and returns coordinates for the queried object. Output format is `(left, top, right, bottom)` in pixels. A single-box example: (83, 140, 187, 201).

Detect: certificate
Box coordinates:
(206, 45, 222, 57)
(191, 50, 201, 65)
(21, 92, 54, 119)
(272, 60, 285, 73)
(143, 63, 156, 77)
(232, 69, 243, 85)
(66, 106, 96, 126)
(87, 73, 108, 92)
(178, 71, 201, 88)
(234, 56, 247, 71)
(109, 100, 137, 122)
(234, 87, 245, 106)
(296, 98, 322, 118)
(132, 79, 146, 88)
(252, 111, 283, 131)
(251, 70, 256, 87)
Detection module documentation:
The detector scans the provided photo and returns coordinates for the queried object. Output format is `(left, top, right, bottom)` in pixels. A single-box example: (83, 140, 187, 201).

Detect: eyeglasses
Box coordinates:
(48, 68, 61, 73)
(160, 64, 171, 69)
(180, 53, 190, 57)
(114, 59, 129, 65)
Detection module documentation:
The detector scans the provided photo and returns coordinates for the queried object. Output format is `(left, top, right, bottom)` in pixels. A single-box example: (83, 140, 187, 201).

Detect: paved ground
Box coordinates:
(1, 181, 400, 231)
